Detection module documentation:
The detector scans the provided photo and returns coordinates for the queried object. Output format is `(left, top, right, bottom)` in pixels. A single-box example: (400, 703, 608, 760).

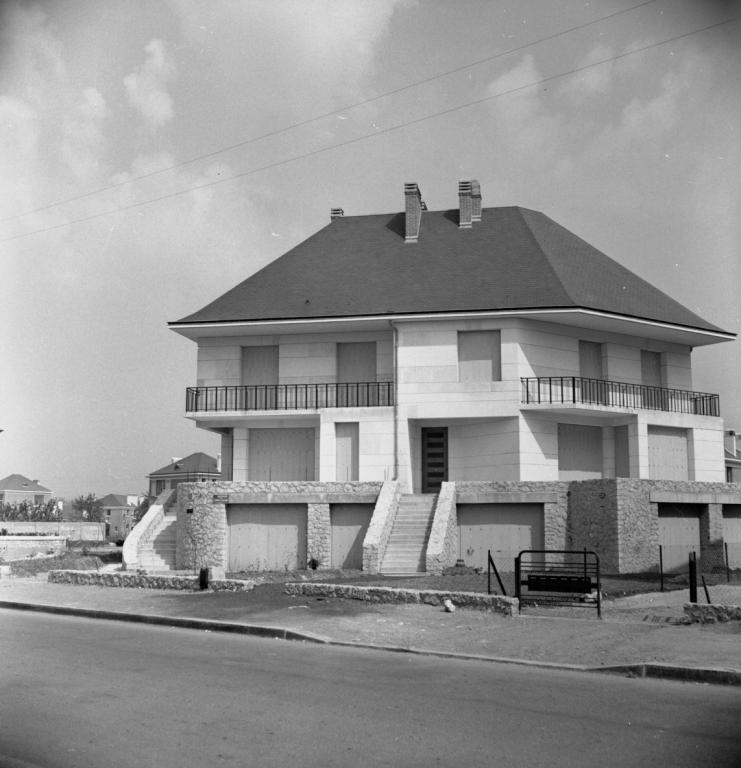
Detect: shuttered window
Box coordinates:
(458, 331, 501, 381)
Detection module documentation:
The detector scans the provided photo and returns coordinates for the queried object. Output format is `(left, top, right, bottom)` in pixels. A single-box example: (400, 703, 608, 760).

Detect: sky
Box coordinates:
(1, 0, 739, 499)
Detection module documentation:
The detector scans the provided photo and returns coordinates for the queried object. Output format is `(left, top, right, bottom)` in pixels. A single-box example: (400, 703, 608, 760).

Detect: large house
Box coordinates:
(126, 181, 741, 576)
(99, 494, 144, 541)
(0, 474, 53, 506)
(147, 453, 221, 497)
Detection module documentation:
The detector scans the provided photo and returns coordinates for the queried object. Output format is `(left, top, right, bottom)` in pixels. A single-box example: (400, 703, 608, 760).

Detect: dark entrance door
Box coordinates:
(421, 427, 448, 493)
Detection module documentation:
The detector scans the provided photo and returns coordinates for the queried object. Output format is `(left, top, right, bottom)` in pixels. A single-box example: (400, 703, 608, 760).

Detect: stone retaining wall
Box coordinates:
(362, 480, 400, 573)
(425, 482, 457, 575)
(285, 581, 518, 616)
(48, 569, 256, 592)
(684, 602, 741, 623)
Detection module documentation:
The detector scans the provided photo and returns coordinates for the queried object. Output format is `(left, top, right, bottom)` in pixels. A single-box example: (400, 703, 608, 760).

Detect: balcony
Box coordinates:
(521, 377, 719, 417)
(186, 381, 394, 413)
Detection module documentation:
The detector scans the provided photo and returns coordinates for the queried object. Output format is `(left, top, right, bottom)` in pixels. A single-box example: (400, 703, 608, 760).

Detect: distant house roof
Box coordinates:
(99, 494, 132, 508)
(0, 474, 52, 493)
(171, 206, 731, 337)
(148, 453, 220, 478)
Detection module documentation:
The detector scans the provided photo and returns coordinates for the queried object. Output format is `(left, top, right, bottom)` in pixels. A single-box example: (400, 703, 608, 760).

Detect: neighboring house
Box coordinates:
(0, 474, 53, 506)
(147, 453, 221, 498)
(99, 494, 143, 541)
(127, 180, 741, 576)
(724, 431, 741, 483)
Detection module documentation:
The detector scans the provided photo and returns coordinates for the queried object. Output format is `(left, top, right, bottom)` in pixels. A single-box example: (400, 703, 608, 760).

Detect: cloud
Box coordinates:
(123, 38, 176, 128)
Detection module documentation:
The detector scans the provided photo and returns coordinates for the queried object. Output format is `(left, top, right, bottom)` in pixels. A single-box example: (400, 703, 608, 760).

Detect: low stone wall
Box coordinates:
(285, 581, 519, 616)
(48, 569, 256, 592)
(0, 536, 67, 561)
(426, 482, 457, 575)
(684, 602, 741, 623)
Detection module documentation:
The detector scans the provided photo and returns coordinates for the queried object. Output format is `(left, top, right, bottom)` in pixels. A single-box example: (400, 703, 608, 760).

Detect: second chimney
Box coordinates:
(404, 182, 423, 242)
(471, 180, 482, 222)
(458, 180, 473, 228)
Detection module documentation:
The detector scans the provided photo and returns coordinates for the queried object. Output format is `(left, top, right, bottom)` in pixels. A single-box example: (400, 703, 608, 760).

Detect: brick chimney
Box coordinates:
(458, 180, 473, 228)
(330, 208, 344, 219)
(404, 182, 423, 242)
(471, 180, 482, 222)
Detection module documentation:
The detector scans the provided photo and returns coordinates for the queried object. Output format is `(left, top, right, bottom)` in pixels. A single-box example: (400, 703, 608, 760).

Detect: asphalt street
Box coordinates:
(1, 610, 740, 768)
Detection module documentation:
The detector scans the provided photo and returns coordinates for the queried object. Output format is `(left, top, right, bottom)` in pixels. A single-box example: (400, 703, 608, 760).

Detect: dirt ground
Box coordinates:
(2, 572, 740, 670)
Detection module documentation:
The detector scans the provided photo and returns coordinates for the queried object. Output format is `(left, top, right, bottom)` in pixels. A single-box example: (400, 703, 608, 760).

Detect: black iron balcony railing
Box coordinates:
(521, 377, 719, 417)
(186, 381, 394, 412)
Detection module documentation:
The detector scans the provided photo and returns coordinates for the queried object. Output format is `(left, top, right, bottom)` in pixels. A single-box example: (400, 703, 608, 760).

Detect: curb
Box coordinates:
(2, 600, 739, 686)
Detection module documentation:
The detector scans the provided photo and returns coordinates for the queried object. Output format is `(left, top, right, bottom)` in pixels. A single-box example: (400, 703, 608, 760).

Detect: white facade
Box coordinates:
(184, 313, 726, 491)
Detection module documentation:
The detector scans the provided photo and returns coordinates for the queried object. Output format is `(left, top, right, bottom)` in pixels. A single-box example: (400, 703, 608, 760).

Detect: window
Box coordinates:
(242, 345, 279, 386)
(458, 331, 501, 381)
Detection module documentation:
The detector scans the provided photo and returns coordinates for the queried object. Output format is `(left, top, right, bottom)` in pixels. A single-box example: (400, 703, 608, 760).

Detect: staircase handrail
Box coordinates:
(123, 488, 177, 570)
(425, 482, 457, 575)
(362, 480, 401, 573)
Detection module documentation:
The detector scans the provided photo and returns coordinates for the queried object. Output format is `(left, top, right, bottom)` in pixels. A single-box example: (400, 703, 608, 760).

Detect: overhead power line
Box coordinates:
(2, 13, 738, 245)
(0, 0, 658, 224)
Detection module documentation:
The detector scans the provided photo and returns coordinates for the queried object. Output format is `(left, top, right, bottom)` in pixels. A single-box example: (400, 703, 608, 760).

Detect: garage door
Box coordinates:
(227, 504, 307, 572)
(658, 503, 700, 571)
(457, 504, 544, 572)
(330, 504, 373, 569)
(248, 428, 315, 481)
(723, 505, 741, 568)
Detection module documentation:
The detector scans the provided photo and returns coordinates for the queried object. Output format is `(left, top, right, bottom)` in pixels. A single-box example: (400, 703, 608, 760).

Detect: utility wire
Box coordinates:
(0, 0, 658, 224)
(2, 13, 738, 245)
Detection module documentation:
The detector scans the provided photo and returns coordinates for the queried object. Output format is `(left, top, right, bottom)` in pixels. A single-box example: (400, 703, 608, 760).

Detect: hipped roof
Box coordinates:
(172, 206, 729, 336)
(148, 453, 219, 478)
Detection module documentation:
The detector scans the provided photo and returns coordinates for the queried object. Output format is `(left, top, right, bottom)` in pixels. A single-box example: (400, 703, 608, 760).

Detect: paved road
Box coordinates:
(1, 610, 740, 768)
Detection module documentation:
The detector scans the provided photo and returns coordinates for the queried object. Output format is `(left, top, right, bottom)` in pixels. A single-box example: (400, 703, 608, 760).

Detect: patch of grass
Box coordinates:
(9, 553, 104, 577)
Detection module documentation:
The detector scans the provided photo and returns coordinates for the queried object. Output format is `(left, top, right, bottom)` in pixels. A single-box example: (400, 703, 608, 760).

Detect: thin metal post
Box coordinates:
(487, 550, 491, 595)
(659, 545, 664, 592)
(725, 542, 730, 584)
(689, 551, 698, 603)
(514, 554, 521, 603)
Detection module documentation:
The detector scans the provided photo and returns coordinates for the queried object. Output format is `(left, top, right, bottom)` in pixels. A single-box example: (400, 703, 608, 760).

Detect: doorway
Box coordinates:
(421, 427, 448, 493)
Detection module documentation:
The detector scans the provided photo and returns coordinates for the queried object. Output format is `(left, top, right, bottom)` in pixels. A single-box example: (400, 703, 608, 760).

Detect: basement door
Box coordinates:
(658, 503, 700, 571)
(248, 428, 315, 481)
(722, 506, 741, 568)
(330, 504, 373, 569)
(421, 427, 448, 493)
(227, 504, 307, 572)
(457, 504, 544, 573)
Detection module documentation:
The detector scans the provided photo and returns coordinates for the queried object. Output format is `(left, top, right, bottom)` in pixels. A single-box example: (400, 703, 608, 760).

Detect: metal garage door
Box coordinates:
(227, 504, 307, 572)
(330, 504, 373, 569)
(723, 505, 741, 568)
(658, 503, 700, 570)
(248, 428, 315, 481)
(457, 504, 544, 572)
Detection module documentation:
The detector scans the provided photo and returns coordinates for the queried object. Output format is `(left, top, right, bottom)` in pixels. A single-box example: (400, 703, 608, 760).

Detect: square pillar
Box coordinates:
(307, 503, 331, 569)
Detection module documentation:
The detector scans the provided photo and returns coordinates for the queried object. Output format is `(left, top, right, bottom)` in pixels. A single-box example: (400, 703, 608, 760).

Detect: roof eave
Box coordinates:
(169, 307, 735, 347)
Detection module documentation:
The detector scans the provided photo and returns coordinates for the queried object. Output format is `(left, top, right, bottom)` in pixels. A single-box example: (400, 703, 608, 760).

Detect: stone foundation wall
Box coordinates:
(177, 481, 384, 576)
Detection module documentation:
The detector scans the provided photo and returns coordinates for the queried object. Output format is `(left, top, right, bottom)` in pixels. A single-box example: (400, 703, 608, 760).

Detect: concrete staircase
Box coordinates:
(380, 494, 437, 576)
(136, 515, 177, 571)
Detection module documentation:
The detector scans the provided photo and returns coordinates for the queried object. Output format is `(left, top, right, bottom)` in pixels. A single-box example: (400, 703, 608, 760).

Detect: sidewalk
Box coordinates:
(2, 575, 740, 684)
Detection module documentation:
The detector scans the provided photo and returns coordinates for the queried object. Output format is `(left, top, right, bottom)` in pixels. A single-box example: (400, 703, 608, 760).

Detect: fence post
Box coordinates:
(688, 551, 698, 604)
(487, 550, 491, 595)
(659, 545, 664, 592)
(725, 542, 730, 584)
(514, 554, 521, 603)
